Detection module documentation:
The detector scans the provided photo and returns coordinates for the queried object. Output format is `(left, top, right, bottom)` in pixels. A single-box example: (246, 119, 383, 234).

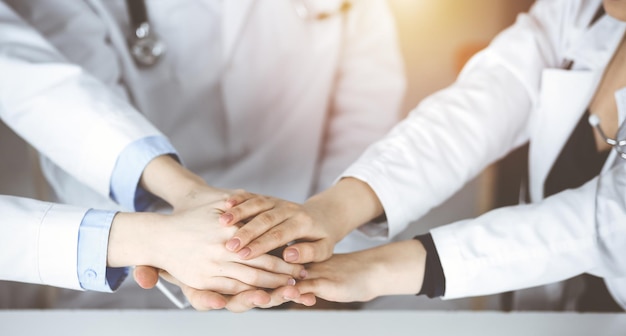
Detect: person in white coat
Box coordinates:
(1, 0, 405, 308)
(221, 0, 626, 311)
(0, 1, 312, 311)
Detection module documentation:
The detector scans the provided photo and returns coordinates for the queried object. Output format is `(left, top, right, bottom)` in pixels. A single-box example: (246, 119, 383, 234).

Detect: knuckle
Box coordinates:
(267, 229, 284, 243)
(223, 281, 240, 295)
(232, 188, 247, 195)
(317, 243, 333, 261)
(245, 271, 261, 285)
(257, 212, 276, 227)
(250, 196, 269, 208)
(264, 257, 279, 270)
(235, 227, 254, 243)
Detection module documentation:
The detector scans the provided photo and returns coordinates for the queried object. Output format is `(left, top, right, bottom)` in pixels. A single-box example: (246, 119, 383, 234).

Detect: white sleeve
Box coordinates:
(431, 177, 600, 299)
(0, 195, 88, 290)
(340, 0, 569, 239)
(0, 2, 162, 198)
(433, 142, 626, 299)
(313, 0, 406, 193)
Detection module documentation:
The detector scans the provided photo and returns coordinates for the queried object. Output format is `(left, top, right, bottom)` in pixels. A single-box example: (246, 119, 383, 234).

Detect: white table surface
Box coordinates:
(1, 310, 625, 336)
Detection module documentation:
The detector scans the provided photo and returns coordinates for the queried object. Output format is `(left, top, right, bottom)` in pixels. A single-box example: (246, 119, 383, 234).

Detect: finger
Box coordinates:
(283, 240, 334, 264)
(290, 293, 317, 307)
(223, 262, 297, 289)
(225, 209, 291, 253)
(179, 285, 228, 311)
(220, 193, 274, 226)
(223, 190, 255, 207)
(133, 266, 160, 289)
(209, 189, 247, 213)
(240, 254, 308, 279)
(159, 271, 257, 295)
(202, 277, 259, 295)
(224, 290, 273, 313)
(254, 286, 300, 309)
(235, 220, 305, 260)
(294, 279, 340, 302)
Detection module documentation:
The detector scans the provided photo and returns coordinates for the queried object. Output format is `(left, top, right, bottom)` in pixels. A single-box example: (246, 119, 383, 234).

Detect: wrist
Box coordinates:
(139, 155, 208, 209)
(306, 177, 384, 241)
(372, 240, 426, 297)
(107, 212, 164, 268)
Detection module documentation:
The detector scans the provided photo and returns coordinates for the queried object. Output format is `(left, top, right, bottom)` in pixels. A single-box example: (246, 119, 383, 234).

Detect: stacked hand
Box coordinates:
(126, 156, 418, 310)
(217, 177, 427, 304)
(120, 155, 315, 311)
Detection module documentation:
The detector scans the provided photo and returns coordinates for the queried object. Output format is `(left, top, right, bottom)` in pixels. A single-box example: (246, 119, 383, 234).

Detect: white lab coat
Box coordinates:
(343, 0, 626, 309)
(2, 0, 405, 307)
(0, 2, 162, 290)
(7, 0, 405, 244)
(4, 0, 404, 207)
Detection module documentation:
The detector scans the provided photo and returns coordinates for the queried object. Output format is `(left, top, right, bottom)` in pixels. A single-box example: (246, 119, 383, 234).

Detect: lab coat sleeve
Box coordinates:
(0, 2, 163, 199)
(0, 195, 88, 290)
(340, 0, 569, 239)
(431, 163, 626, 301)
(77, 209, 127, 292)
(314, 0, 406, 194)
(433, 182, 595, 301)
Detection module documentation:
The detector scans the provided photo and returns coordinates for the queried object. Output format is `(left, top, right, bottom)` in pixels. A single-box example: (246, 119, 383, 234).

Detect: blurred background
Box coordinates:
(0, 0, 534, 310)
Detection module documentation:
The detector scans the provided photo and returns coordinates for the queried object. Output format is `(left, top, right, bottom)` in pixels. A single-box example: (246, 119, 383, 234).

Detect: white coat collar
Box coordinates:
(564, 14, 626, 72)
(222, 0, 255, 65)
(529, 14, 626, 202)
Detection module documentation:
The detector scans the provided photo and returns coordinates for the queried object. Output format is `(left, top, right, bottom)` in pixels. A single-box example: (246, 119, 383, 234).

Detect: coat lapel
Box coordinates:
(529, 15, 626, 201)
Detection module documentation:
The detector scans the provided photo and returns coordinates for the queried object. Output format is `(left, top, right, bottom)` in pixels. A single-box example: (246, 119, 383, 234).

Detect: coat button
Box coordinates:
(84, 269, 97, 281)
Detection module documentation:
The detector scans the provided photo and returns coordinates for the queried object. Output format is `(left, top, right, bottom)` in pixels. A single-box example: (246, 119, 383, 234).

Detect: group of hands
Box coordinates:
(115, 186, 367, 312)
(105, 156, 423, 312)
(129, 186, 328, 312)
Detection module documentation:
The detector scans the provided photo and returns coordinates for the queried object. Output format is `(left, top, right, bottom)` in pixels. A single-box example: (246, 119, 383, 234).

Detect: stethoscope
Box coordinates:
(126, 0, 165, 67)
(589, 115, 626, 160)
(126, 0, 352, 67)
(566, 5, 626, 160)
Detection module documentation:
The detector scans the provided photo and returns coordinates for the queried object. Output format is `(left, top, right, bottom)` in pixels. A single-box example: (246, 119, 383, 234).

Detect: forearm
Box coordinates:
(306, 177, 384, 240)
(139, 155, 224, 210)
(369, 239, 426, 297)
(107, 211, 161, 268)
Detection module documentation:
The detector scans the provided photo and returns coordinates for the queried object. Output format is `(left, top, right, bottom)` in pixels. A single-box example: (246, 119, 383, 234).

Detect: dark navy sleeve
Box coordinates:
(414, 233, 446, 298)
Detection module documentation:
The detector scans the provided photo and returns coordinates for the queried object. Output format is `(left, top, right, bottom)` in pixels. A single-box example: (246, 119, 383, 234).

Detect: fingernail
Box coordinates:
(220, 213, 234, 225)
(287, 278, 296, 286)
(299, 269, 308, 279)
(226, 238, 240, 251)
(284, 249, 299, 262)
(237, 247, 251, 258)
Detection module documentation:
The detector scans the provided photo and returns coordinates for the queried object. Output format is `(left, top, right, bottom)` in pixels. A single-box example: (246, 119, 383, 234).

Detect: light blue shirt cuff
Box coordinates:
(77, 209, 128, 292)
(109, 135, 179, 211)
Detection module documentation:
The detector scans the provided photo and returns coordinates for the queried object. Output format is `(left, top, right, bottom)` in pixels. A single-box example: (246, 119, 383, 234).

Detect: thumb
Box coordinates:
(133, 265, 160, 289)
(283, 240, 334, 263)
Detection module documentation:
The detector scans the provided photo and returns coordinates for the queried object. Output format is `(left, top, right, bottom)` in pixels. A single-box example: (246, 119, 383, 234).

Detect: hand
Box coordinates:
(108, 201, 307, 293)
(295, 240, 427, 303)
(134, 267, 317, 312)
(220, 178, 385, 264)
(220, 192, 344, 264)
(133, 155, 268, 299)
